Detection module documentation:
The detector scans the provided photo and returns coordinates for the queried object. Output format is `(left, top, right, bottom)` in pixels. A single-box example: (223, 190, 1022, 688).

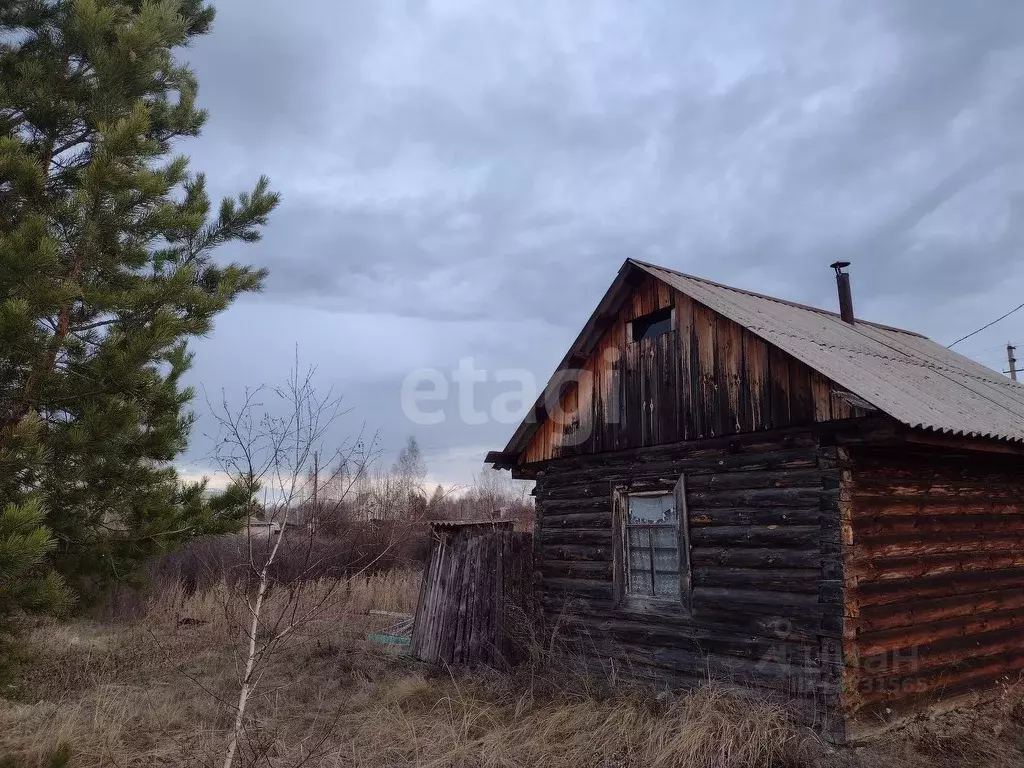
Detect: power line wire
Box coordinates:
(948, 301, 1024, 348)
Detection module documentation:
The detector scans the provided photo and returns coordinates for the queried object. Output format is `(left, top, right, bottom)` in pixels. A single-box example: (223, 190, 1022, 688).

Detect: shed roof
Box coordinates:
(490, 258, 1024, 464)
(429, 520, 515, 532)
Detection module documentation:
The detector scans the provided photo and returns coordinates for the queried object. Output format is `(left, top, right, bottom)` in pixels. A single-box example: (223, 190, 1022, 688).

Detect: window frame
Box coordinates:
(612, 475, 692, 614)
(627, 306, 676, 344)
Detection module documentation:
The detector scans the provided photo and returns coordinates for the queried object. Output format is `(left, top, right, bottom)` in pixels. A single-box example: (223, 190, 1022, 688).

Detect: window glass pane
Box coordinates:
(626, 527, 654, 596)
(651, 526, 680, 598)
(624, 494, 680, 600)
(654, 571, 681, 599)
(652, 528, 679, 567)
(628, 495, 676, 524)
(631, 307, 673, 342)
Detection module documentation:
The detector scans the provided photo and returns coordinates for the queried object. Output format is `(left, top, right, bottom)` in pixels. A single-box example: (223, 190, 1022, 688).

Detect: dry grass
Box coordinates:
(1, 570, 1023, 768)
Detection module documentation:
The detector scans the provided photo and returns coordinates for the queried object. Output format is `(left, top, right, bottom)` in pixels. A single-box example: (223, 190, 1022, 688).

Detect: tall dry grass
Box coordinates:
(93, 530, 430, 623)
(3, 569, 1024, 768)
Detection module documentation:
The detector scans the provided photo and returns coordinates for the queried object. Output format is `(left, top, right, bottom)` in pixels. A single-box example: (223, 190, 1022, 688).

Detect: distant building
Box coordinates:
(246, 519, 281, 538)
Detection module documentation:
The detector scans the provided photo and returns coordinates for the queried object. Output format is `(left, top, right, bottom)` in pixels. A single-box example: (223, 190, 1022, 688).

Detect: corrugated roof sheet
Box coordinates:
(633, 259, 1024, 443)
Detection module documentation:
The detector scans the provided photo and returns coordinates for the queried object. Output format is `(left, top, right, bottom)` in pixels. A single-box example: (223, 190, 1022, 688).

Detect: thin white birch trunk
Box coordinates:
(223, 518, 286, 768)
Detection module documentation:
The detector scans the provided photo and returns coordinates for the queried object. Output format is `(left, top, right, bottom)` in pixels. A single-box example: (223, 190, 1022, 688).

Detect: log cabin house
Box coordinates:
(485, 258, 1024, 741)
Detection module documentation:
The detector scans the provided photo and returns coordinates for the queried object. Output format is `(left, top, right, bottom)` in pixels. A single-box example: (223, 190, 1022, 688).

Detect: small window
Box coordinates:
(614, 476, 691, 609)
(630, 306, 673, 342)
(625, 494, 681, 599)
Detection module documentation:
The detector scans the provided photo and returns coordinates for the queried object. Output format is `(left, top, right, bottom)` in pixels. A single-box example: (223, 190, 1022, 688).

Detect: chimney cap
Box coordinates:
(830, 260, 851, 274)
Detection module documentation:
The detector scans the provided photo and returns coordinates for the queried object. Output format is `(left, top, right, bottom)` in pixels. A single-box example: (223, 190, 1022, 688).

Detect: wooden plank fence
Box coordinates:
(411, 522, 534, 667)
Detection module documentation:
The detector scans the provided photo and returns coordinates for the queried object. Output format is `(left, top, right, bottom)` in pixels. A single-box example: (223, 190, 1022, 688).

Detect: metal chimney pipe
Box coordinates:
(830, 261, 854, 324)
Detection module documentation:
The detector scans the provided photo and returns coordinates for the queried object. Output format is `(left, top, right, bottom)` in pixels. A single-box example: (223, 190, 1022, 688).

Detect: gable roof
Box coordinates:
(491, 258, 1024, 464)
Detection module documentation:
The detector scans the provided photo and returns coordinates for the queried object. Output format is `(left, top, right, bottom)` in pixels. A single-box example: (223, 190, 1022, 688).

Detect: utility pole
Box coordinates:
(1008, 344, 1018, 381)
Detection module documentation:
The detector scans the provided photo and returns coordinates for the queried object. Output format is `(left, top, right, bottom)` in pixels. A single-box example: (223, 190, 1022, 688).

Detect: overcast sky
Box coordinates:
(177, 0, 1024, 489)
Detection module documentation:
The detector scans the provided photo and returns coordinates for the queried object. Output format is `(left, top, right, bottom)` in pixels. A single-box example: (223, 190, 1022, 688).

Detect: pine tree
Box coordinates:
(0, 412, 73, 672)
(0, 0, 279, 608)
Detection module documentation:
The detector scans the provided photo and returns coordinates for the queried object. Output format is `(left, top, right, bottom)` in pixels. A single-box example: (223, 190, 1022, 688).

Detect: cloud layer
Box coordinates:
(177, 0, 1024, 486)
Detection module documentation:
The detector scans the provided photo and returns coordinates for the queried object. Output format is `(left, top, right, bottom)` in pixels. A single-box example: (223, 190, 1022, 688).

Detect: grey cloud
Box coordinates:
(176, 0, 1024, 485)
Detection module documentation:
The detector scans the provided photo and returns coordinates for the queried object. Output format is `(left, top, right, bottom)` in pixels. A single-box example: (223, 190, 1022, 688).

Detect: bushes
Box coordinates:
(94, 521, 431, 621)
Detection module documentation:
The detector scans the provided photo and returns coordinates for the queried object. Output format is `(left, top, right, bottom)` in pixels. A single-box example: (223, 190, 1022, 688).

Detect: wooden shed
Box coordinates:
(411, 521, 534, 668)
(486, 258, 1024, 741)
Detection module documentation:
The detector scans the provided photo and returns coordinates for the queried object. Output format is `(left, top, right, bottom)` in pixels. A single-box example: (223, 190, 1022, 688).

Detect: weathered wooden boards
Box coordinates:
(523, 274, 856, 464)
(841, 445, 1024, 730)
(411, 525, 534, 668)
(531, 429, 845, 736)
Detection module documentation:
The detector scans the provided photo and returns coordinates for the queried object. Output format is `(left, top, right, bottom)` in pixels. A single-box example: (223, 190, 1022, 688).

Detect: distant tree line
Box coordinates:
(265, 435, 534, 536)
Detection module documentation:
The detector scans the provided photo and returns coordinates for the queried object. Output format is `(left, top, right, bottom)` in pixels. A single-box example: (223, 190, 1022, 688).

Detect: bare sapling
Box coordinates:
(209, 354, 400, 767)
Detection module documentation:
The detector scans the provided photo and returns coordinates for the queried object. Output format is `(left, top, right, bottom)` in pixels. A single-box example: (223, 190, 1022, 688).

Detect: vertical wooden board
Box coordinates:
(460, 537, 474, 665)
(484, 535, 498, 664)
(508, 533, 521, 645)
(421, 538, 438, 661)
(610, 323, 626, 454)
(423, 540, 444, 661)
(674, 474, 693, 611)
(573, 361, 592, 455)
(643, 275, 658, 315)
(623, 341, 642, 449)
(657, 329, 680, 444)
(768, 344, 792, 428)
(493, 534, 504, 663)
(497, 531, 509, 665)
(519, 532, 535, 630)
(718, 318, 744, 434)
(411, 541, 436, 657)
(738, 329, 751, 434)
(743, 331, 770, 431)
(558, 382, 577, 458)
(453, 535, 474, 664)
(511, 531, 524, 664)
(789, 357, 815, 424)
(545, 406, 558, 460)
(430, 538, 446, 663)
(473, 536, 485, 663)
(441, 539, 460, 663)
(831, 387, 853, 420)
(811, 372, 832, 422)
(597, 301, 630, 453)
(640, 337, 655, 446)
(435, 540, 455, 663)
(463, 538, 480, 664)
(675, 293, 695, 440)
(590, 348, 602, 456)
(693, 304, 719, 437)
(656, 278, 672, 310)
(478, 535, 491, 664)
(611, 489, 624, 604)
(522, 417, 542, 464)
(626, 274, 643, 317)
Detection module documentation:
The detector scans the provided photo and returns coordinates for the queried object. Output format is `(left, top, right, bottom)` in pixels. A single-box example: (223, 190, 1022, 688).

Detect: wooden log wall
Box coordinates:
(532, 428, 845, 733)
(841, 445, 1024, 731)
(523, 274, 858, 464)
(411, 527, 534, 667)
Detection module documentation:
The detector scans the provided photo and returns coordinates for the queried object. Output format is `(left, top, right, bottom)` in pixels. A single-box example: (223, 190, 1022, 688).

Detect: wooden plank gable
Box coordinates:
(522, 274, 859, 464)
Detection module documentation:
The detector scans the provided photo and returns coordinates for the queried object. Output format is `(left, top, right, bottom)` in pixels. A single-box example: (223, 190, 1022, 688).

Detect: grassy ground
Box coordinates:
(2, 570, 1023, 767)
